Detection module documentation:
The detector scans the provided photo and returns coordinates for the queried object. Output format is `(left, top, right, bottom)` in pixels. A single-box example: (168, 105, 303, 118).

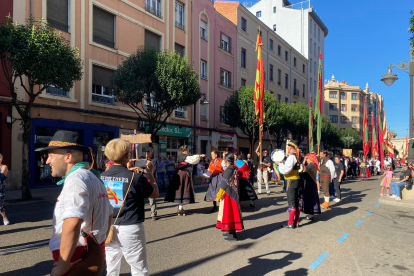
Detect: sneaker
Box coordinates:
(395, 197, 402, 201)
(3, 217, 10, 225)
(380, 193, 384, 197)
(386, 194, 391, 197)
(151, 216, 157, 221)
(330, 196, 335, 199)
(390, 195, 397, 198)
(333, 198, 341, 203)
(267, 192, 271, 196)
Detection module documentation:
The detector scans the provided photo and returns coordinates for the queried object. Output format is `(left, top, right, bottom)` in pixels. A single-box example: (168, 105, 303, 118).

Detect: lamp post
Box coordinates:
(381, 46, 414, 162)
(193, 93, 210, 154)
(343, 133, 355, 148)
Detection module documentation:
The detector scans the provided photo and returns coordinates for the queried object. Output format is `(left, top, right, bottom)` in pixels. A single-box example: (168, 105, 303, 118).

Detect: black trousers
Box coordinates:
(333, 178, 341, 199)
(286, 179, 301, 208)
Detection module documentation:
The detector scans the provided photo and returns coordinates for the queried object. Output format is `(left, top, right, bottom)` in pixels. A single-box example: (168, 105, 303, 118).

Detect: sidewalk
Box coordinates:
(378, 196, 414, 209)
(4, 186, 62, 206)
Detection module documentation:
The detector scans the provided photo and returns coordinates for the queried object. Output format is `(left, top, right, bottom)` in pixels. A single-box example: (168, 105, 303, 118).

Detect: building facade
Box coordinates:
(247, 0, 328, 105)
(392, 138, 406, 159)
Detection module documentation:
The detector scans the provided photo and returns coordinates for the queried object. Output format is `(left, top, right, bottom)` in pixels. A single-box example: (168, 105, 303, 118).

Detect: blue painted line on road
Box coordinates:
(366, 211, 373, 216)
(308, 253, 330, 269)
(337, 233, 350, 243)
(375, 203, 380, 207)
(355, 220, 364, 226)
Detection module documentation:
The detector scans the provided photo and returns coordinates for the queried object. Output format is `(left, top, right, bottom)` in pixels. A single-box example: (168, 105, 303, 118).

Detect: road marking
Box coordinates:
(0, 240, 49, 255)
(308, 253, 330, 269)
(355, 220, 364, 226)
(366, 211, 373, 216)
(375, 203, 380, 207)
(337, 233, 350, 243)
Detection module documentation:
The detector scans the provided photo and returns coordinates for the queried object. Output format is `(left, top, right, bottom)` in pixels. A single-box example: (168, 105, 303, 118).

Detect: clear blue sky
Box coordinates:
(313, 0, 413, 138)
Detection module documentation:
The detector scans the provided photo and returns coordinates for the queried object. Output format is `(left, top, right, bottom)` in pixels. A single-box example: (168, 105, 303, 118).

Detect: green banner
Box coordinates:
(146, 123, 192, 138)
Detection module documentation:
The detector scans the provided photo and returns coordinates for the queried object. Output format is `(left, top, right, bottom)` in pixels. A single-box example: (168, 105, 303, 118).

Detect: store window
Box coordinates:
(166, 137, 187, 158)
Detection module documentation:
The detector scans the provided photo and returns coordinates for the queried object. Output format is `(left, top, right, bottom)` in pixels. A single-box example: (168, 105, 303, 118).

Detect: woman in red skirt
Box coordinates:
(216, 153, 244, 241)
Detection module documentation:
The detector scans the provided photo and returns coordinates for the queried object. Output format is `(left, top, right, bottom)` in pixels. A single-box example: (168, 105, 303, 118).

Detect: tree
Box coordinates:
(284, 102, 309, 146)
(111, 46, 201, 141)
(390, 130, 398, 138)
(0, 17, 83, 199)
(317, 115, 342, 151)
(409, 9, 414, 48)
(267, 101, 287, 148)
(340, 128, 362, 151)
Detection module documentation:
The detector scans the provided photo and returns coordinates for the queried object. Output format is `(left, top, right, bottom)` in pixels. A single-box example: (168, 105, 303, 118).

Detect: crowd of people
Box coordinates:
(1, 129, 408, 275)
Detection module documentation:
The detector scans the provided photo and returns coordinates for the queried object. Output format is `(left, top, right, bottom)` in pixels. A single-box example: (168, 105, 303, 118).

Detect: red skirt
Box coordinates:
(216, 194, 244, 232)
(360, 168, 371, 179)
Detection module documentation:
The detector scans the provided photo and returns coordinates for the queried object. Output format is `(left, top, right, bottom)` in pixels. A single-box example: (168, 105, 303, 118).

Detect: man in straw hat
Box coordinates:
(275, 141, 301, 229)
(36, 130, 113, 276)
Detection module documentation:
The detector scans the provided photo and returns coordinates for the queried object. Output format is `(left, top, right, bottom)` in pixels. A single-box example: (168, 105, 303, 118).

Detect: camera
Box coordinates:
(135, 159, 147, 169)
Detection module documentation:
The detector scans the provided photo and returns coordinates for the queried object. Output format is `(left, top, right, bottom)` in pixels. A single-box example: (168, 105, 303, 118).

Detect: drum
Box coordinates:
(271, 149, 285, 163)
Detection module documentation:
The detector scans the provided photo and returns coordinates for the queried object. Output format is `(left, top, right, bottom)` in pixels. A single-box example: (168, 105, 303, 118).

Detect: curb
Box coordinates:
(378, 197, 414, 209)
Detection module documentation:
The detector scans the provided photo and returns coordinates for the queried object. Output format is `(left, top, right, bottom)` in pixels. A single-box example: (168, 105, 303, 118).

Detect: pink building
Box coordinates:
(192, 0, 237, 155)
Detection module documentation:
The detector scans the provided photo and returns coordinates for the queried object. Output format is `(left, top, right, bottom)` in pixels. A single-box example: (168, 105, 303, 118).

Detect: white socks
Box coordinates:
(325, 196, 330, 203)
(178, 204, 183, 210)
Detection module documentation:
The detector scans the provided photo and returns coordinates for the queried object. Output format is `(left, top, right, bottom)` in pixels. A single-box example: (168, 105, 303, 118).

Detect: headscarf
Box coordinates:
(288, 141, 300, 165)
(306, 153, 320, 171)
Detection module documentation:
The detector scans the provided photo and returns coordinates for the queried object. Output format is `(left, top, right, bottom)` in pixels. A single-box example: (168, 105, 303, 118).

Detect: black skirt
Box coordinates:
(239, 178, 258, 201)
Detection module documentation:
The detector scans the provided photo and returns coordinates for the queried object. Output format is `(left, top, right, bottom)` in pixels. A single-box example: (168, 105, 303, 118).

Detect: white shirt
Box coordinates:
(185, 154, 201, 164)
(376, 160, 381, 167)
(49, 168, 113, 252)
(278, 154, 297, 175)
(325, 159, 335, 179)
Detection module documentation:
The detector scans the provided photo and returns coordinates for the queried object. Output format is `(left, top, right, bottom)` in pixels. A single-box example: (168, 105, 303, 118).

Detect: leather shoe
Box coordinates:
(281, 224, 294, 229)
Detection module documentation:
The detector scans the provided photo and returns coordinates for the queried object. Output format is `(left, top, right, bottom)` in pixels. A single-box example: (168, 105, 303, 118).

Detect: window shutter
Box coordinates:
(93, 6, 115, 48)
(228, 71, 232, 87)
(175, 43, 185, 57)
(228, 36, 232, 53)
(200, 20, 206, 30)
(47, 0, 69, 32)
(92, 65, 114, 88)
(145, 30, 161, 52)
(200, 104, 207, 121)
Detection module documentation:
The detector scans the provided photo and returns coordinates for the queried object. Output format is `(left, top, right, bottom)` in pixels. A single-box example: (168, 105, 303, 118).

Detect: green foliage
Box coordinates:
(409, 9, 414, 48)
(340, 128, 362, 150)
(390, 130, 398, 138)
(317, 114, 342, 150)
(111, 46, 200, 140)
(284, 102, 309, 146)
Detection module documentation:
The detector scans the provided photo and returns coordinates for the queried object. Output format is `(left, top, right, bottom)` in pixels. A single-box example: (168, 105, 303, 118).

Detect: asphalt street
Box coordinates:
(1, 175, 414, 276)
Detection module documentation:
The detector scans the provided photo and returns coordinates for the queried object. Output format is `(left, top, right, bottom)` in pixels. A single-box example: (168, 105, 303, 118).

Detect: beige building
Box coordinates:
(392, 138, 406, 158)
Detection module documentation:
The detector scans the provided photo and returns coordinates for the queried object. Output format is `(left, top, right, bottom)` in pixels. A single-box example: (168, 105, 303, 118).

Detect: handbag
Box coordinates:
(105, 172, 135, 244)
(406, 177, 413, 190)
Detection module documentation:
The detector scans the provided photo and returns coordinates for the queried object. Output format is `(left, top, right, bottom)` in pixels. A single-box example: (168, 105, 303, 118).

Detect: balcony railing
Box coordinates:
(175, 110, 185, 118)
(293, 89, 300, 96)
(219, 82, 232, 89)
(92, 94, 115, 105)
(200, 74, 207, 80)
(145, 4, 162, 18)
(46, 87, 69, 97)
(219, 43, 231, 54)
(175, 21, 185, 30)
(200, 28, 207, 40)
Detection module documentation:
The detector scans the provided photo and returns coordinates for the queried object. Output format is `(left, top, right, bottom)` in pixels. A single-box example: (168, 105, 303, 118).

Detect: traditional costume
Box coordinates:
(359, 160, 371, 179)
(216, 165, 244, 239)
(320, 156, 334, 209)
(300, 155, 321, 220)
(164, 154, 201, 215)
(204, 158, 224, 201)
(234, 160, 258, 202)
(278, 142, 301, 229)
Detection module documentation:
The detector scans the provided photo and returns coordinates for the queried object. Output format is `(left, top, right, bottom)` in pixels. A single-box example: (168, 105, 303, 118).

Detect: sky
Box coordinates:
(310, 0, 413, 138)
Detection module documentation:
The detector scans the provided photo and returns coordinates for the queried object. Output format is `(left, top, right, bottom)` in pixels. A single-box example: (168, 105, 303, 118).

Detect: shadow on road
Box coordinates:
(0, 239, 49, 251)
(1, 260, 52, 276)
(0, 224, 52, 236)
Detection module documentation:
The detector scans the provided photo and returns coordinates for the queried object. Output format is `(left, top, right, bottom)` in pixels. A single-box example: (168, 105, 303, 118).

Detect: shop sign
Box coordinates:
(159, 135, 167, 144)
(146, 123, 192, 137)
(211, 131, 237, 153)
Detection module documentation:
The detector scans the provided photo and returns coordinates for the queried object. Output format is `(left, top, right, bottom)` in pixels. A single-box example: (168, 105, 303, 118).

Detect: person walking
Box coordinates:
(0, 154, 9, 225)
(143, 148, 158, 221)
(235, 155, 258, 208)
(300, 153, 321, 221)
(255, 143, 272, 195)
(333, 156, 345, 203)
(36, 130, 112, 276)
(166, 155, 176, 186)
(204, 150, 224, 213)
(101, 139, 158, 276)
(246, 154, 255, 187)
(319, 150, 335, 209)
(155, 155, 167, 192)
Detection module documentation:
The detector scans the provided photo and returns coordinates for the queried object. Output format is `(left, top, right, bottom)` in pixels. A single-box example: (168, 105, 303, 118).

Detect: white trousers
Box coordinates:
(106, 223, 149, 276)
(257, 169, 269, 193)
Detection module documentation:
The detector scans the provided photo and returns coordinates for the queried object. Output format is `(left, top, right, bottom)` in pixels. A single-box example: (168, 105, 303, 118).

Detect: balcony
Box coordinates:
(174, 110, 185, 118)
(46, 86, 69, 97)
(175, 21, 185, 30)
(219, 43, 231, 54)
(145, 4, 162, 18)
(92, 94, 115, 105)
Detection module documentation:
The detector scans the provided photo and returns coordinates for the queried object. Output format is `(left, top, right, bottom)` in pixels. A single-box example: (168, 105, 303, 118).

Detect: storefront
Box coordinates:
(211, 131, 237, 155)
(156, 124, 192, 158)
(31, 119, 119, 187)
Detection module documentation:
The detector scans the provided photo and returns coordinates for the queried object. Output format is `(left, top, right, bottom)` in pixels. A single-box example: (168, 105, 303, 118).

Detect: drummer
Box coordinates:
(255, 143, 272, 195)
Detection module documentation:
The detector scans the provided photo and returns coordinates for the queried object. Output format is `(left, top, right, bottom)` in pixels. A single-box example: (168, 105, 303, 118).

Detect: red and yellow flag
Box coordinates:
(363, 98, 369, 158)
(254, 33, 264, 130)
(371, 112, 378, 157)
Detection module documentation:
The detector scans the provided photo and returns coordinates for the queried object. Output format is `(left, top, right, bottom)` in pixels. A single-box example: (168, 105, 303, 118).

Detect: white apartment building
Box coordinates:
(248, 0, 328, 105)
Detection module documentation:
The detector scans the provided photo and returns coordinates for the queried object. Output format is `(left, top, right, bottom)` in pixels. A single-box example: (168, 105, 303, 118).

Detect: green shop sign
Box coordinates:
(145, 123, 192, 138)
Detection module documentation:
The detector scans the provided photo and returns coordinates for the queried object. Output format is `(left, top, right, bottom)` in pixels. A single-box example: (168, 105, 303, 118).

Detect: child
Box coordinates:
(379, 166, 393, 197)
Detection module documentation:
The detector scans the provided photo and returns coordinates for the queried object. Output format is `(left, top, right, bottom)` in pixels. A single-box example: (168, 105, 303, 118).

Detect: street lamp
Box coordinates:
(381, 46, 414, 162)
(193, 93, 209, 154)
(343, 133, 355, 148)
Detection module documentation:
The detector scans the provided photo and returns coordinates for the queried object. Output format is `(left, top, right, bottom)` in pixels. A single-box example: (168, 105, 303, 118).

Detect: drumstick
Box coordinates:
(286, 139, 289, 156)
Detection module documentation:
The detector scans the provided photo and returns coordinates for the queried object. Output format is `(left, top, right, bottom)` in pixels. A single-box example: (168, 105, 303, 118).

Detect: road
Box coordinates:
(1, 175, 414, 276)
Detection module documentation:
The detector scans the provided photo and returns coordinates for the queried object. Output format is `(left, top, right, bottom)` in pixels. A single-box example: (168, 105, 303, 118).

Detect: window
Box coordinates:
(175, 107, 185, 118)
(144, 93, 161, 111)
(145, 0, 162, 18)
(351, 93, 358, 100)
(310, 19, 312, 33)
(285, 51, 288, 61)
(314, 23, 316, 36)
(278, 45, 281, 56)
(200, 104, 207, 121)
(220, 69, 231, 88)
(241, 78, 246, 86)
(329, 92, 337, 98)
(220, 33, 231, 53)
(285, 73, 288, 89)
(278, 69, 281, 85)
(200, 60, 207, 80)
(303, 64, 305, 73)
(175, 2, 185, 30)
(270, 39, 274, 51)
(341, 92, 346, 99)
(256, 11, 261, 17)
(310, 39, 312, 54)
(293, 79, 298, 96)
(351, 104, 358, 112)
(241, 48, 246, 68)
(294, 57, 297, 67)
(310, 77, 312, 92)
(273, 6, 276, 13)
(273, 24, 276, 31)
(278, 94, 281, 102)
(220, 106, 228, 124)
(329, 115, 338, 123)
(352, 117, 358, 124)
(310, 58, 313, 73)
(92, 65, 115, 105)
(175, 43, 185, 57)
(93, 6, 115, 48)
(341, 116, 347, 124)
(285, 97, 289, 103)
(329, 103, 337, 110)
(318, 46, 321, 57)
(46, 85, 69, 97)
(341, 104, 346, 111)
(241, 17, 247, 32)
(314, 80, 316, 93)
(314, 61, 317, 76)
(200, 20, 207, 40)
(314, 42, 317, 57)
(269, 64, 273, 81)
(145, 30, 161, 52)
(318, 28, 321, 41)
(47, 0, 69, 32)
(303, 84, 305, 97)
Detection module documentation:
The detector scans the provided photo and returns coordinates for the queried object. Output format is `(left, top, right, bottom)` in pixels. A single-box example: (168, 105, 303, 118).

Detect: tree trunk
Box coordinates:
(21, 119, 32, 200)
